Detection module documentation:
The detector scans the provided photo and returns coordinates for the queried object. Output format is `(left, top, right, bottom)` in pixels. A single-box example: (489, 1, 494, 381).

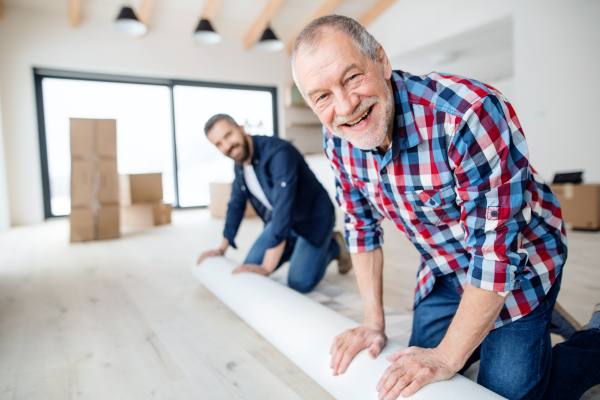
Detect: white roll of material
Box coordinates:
(191, 257, 505, 400)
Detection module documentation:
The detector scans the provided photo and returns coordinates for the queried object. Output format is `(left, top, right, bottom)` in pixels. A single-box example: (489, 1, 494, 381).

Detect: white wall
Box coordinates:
(0, 8, 292, 226)
(0, 89, 10, 230)
(372, 0, 600, 184)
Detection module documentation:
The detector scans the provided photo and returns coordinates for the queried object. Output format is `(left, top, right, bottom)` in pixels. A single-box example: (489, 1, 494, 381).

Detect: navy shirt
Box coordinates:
(223, 135, 334, 250)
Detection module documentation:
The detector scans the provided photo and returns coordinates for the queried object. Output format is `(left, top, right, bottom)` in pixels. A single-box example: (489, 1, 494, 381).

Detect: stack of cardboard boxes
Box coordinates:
(120, 173, 172, 226)
(551, 183, 600, 230)
(70, 118, 120, 243)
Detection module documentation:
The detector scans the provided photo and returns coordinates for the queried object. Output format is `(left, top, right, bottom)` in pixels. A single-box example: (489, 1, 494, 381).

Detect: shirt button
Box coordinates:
(254, 160, 259, 164)
(281, 182, 286, 187)
(429, 199, 436, 206)
(241, 185, 246, 191)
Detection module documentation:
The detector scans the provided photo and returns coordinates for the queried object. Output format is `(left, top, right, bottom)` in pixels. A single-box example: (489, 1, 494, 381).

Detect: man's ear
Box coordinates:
(377, 44, 392, 80)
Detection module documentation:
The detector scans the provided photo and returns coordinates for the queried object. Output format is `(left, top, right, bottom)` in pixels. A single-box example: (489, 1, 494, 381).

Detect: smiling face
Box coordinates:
(294, 29, 394, 150)
(206, 119, 250, 164)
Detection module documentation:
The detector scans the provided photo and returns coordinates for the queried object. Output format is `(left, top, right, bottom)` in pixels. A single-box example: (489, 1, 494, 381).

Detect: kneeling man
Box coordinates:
(292, 15, 600, 400)
(197, 114, 351, 293)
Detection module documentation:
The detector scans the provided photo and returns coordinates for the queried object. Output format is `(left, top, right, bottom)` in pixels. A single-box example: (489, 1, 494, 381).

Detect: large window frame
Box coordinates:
(34, 68, 279, 219)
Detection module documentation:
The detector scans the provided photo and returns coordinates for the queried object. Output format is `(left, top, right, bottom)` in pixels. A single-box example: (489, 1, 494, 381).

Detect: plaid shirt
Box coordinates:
(324, 71, 568, 329)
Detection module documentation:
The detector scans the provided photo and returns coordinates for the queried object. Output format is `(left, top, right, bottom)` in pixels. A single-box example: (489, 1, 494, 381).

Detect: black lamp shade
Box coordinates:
(193, 18, 222, 45)
(114, 6, 147, 37)
(256, 26, 284, 52)
(116, 6, 139, 21)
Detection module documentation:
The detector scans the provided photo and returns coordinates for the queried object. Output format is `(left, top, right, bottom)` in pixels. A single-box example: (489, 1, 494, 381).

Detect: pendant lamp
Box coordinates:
(193, 18, 222, 45)
(256, 26, 284, 52)
(113, 6, 147, 37)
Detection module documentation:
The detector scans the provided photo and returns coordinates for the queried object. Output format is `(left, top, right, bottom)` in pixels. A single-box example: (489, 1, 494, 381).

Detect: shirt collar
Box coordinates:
(391, 71, 422, 152)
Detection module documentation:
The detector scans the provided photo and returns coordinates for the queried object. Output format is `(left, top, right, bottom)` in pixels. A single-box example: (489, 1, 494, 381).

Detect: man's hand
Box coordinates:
(232, 263, 270, 276)
(376, 347, 457, 399)
(196, 248, 224, 265)
(330, 324, 387, 376)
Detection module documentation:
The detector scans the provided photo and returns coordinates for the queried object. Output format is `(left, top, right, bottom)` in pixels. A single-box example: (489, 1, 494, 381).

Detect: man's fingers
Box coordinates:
(376, 361, 400, 391)
(378, 368, 410, 400)
(331, 343, 348, 375)
(336, 342, 364, 374)
(369, 335, 386, 359)
(386, 348, 406, 363)
(330, 334, 343, 356)
(397, 373, 429, 398)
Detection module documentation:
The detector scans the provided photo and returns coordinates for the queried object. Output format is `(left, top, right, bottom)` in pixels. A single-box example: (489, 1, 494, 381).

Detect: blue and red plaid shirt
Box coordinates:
(324, 71, 568, 329)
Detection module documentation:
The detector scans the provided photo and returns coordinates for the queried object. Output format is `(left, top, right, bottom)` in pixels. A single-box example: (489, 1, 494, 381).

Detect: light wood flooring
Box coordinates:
(0, 209, 598, 399)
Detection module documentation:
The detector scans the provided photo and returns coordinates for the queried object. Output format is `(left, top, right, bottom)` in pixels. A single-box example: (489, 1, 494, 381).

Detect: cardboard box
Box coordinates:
(96, 119, 117, 158)
(97, 205, 120, 240)
(163, 203, 172, 224)
(71, 159, 94, 207)
(121, 202, 169, 227)
(70, 118, 117, 159)
(70, 207, 94, 243)
(70, 118, 95, 158)
(98, 159, 120, 204)
(209, 182, 257, 218)
(120, 173, 163, 205)
(551, 184, 600, 230)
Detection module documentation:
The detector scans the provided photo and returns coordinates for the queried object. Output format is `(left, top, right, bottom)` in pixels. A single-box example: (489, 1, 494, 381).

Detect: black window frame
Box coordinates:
(34, 68, 279, 219)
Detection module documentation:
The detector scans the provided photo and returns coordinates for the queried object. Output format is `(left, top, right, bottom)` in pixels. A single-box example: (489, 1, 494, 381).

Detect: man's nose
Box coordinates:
(335, 91, 360, 117)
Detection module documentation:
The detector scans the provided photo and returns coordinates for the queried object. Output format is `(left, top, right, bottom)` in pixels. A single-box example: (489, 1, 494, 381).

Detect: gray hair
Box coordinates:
(204, 113, 238, 135)
(291, 15, 379, 87)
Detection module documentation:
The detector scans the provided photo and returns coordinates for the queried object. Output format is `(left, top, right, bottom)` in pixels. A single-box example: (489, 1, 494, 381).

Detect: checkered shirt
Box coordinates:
(324, 71, 568, 329)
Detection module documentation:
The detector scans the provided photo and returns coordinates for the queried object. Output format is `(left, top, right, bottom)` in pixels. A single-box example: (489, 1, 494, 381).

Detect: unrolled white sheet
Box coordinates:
(191, 257, 505, 400)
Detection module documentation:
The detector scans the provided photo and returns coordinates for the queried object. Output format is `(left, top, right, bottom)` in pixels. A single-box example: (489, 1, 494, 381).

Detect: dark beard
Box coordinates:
(231, 136, 250, 164)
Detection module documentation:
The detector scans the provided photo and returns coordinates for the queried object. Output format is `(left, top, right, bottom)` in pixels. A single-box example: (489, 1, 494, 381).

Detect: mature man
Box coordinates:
(197, 114, 351, 293)
(292, 15, 600, 400)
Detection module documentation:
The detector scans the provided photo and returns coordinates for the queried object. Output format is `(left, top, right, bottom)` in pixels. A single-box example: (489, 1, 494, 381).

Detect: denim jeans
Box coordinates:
(244, 213, 340, 293)
(409, 272, 600, 400)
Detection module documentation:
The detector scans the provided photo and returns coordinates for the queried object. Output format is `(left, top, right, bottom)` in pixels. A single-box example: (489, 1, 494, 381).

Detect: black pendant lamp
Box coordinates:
(256, 25, 284, 52)
(193, 18, 222, 45)
(113, 6, 147, 37)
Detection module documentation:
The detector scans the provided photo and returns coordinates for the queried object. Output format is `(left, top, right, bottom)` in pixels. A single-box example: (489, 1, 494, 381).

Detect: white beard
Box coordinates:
(331, 84, 393, 151)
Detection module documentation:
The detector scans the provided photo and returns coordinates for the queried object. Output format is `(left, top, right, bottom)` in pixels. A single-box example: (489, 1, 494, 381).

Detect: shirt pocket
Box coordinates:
(404, 185, 461, 226)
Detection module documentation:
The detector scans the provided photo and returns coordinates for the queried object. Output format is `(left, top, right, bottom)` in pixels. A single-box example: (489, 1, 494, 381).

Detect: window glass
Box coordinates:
(173, 86, 274, 207)
(42, 78, 174, 216)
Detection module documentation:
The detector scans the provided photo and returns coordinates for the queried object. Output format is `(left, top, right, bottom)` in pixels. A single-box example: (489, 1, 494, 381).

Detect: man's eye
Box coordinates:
(318, 93, 328, 101)
(348, 74, 358, 81)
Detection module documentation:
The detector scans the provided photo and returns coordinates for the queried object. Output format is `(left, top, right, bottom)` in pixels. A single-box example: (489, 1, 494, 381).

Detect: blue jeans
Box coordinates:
(244, 214, 340, 293)
(409, 273, 600, 400)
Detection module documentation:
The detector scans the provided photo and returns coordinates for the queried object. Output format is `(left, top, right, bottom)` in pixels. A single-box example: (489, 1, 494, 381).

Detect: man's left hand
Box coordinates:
(232, 263, 270, 276)
(376, 346, 458, 399)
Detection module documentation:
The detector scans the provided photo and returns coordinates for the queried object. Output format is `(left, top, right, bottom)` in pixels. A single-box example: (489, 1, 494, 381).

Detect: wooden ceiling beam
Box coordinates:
(138, 0, 156, 28)
(358, 0, 397, 28)
(0, 1, 3, 19)
(243, 0, 287, 50)
(200, 0, 223, 20)
(69, 0, 81, 28)
(286, 0, 344, 54)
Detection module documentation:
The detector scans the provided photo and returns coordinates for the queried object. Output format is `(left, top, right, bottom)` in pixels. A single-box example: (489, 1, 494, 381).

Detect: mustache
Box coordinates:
(332, 96, 380, 129)
(227, 144, 241, 157)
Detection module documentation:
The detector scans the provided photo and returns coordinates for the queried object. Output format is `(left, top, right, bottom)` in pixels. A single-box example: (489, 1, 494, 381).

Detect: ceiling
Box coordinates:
(390, 17, 513, 83)
(1, 0, 391, 48)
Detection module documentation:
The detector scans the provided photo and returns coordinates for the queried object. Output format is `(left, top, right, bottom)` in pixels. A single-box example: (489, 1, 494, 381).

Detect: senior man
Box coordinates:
(292, 15, 600, 400)
(197, 114, 352, 293)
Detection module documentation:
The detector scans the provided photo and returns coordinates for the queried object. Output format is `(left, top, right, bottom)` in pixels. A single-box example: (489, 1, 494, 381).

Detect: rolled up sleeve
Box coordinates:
(324, 127, 383, 253)
(448, 95, 531, 292)
(223, 175, 248, 249)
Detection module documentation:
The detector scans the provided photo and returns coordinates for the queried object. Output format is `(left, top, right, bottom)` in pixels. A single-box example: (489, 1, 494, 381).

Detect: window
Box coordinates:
(173, 86, 275, 207)
(35, 69, 278, 218)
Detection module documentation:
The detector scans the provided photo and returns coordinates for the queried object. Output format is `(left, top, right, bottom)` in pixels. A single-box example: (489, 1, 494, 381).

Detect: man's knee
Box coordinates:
(287, 275, 315, 294)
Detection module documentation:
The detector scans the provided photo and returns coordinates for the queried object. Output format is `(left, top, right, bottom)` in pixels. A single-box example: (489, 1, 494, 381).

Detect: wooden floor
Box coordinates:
(0, 209, 598, 399)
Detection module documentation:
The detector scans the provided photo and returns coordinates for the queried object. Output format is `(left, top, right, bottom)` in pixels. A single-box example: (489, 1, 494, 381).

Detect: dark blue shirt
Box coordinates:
(223, 135, 334, 250)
